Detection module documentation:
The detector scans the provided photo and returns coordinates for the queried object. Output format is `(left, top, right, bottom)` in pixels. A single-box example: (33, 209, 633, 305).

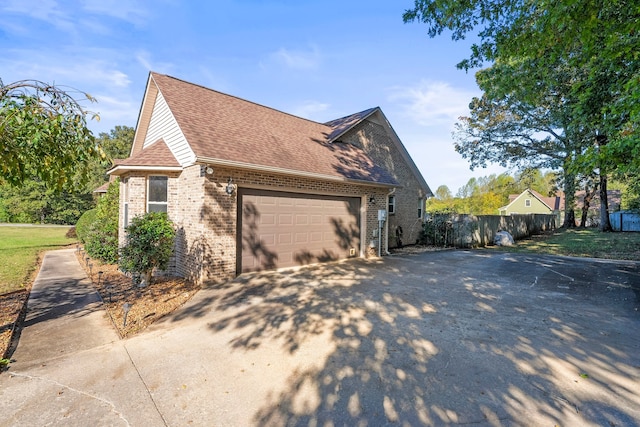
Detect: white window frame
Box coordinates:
(147, 176, 168, 213)
(525, 199, 531, 207)
(388, 195, 396, 215)
(418, 198, 424, 219)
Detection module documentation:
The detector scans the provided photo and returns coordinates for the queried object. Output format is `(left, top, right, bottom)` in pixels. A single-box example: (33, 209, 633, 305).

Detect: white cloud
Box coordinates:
(80, 0, 150, 26)
(289, 100, 331, 120)
(136, 51, 175, 74)
(1, 0, 74, 32)
(388, 80, 479, 127)
(269, 46, 322, 70)
(90, 94, 139, 130)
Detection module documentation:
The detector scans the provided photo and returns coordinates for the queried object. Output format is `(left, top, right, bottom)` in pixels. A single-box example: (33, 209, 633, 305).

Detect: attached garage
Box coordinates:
(238, 189, 361, 273)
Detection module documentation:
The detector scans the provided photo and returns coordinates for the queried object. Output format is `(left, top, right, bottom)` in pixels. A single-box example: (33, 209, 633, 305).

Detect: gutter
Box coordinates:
(195, 156, 398, 188)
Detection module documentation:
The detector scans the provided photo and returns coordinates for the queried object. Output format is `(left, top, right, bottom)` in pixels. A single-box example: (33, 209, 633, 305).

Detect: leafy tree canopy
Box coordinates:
(0, 179, 93, 224)
(427, 170, 556, 215)
(405, 0, 638, 228)
(83, 125, 134, 192)
(0, 79, 101, 189)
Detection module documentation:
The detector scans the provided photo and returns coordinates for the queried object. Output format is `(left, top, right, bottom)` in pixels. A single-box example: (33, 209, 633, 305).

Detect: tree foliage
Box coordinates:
(404, 0, 639, 226)
(119, 212, 176, 285)
(0, 79, 101, 189)
(83, 125, 133, 192)
(426, 170, 556, 215)
(0, 179, 93, 224)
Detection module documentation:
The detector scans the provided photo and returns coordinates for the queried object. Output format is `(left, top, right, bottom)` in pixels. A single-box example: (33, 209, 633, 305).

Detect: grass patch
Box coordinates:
(0, 226, 77, 295)
(492, 228, 640, 261)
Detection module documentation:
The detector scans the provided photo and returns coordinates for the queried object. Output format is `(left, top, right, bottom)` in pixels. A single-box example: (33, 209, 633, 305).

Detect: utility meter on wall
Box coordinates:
(378, 209, 387, 221)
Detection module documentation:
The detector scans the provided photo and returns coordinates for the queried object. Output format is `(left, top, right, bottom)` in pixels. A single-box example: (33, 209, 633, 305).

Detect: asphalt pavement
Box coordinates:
(1, 248, 639, 426)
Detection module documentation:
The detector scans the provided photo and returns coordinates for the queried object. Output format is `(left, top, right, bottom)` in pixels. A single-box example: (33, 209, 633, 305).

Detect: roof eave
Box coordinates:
(107, 165, 184, 176)
(195, 156, 397, 188)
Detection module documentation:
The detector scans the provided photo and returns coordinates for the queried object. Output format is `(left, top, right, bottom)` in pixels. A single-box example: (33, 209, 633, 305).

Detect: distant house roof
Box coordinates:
(114, 72, 431, 188)
(532, 189, 564, 211)
(503, 188, 621, 212)
(93, 182, 109, 194)
(501, 189, 564, 212)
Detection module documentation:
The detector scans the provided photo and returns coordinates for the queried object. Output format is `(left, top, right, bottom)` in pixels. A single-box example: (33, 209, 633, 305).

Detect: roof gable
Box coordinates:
(499, 188, 563, 211)
(325, 108, 378, 142)
(126, 72, 433, 188)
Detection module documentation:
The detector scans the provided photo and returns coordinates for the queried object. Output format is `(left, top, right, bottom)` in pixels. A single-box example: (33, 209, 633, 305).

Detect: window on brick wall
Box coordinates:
(147, 176, 168, 213)
(418, 198, 424, 219)
(388, 195, 396, 215)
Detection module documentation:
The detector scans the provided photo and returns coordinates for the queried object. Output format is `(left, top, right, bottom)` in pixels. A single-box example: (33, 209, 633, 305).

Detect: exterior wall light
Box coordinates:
(369, 195, 376, 203)
(226, 177, 236, 195)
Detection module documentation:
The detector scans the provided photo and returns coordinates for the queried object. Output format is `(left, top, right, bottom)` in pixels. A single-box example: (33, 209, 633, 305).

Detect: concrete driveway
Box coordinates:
(2, 250, 639, 426)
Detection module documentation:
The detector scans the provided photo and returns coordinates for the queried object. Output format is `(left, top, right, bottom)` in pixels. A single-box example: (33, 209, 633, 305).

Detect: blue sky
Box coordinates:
(0, 0, 507, 193)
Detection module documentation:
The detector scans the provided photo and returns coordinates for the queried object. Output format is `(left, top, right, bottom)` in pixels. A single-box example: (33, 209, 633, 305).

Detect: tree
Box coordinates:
(119, 212, 176, 285)
(83, 126, 133, 192)
(426, 185, 457, 213)
(0, 79, 100, 188)
(404, 0, 639, 228)
(514, 169, 557, 197)
(0, 179, 93, 224)
(453, 58, 590, 227)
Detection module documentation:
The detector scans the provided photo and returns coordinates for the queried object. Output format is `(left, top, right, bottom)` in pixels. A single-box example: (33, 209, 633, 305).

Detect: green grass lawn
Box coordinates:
(0, 226, 77, 295)
(492, 228, 640, 261)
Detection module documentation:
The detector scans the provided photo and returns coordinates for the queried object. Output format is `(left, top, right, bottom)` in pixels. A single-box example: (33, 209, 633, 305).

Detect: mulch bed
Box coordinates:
(0, 290, 29, 363)
(74, 251, 201, 338)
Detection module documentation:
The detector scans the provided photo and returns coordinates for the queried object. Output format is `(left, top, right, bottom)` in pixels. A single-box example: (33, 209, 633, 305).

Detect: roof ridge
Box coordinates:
(150, 71, 331, 128)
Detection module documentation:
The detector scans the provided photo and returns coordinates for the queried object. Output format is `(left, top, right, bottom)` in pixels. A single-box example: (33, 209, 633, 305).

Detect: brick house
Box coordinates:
(108, 72, 432, 284)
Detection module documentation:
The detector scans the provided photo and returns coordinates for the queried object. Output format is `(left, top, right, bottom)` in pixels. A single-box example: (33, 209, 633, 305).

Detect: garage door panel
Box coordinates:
(277, 213, 292, 225)
(278, 233, 292, 244)
(240, 190, 360, 273)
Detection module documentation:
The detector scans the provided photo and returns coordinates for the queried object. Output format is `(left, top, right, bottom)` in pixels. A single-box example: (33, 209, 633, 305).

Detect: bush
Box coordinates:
(66, 227, 77, 239)
(84, 221, 119, 263)
(119, 212, 176, 285)
(75, 209, 97, 243)
(83, 180, 120, 264)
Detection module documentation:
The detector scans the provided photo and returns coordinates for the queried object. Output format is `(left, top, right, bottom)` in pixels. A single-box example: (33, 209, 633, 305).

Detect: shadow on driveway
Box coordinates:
(142, 250, 640, 426)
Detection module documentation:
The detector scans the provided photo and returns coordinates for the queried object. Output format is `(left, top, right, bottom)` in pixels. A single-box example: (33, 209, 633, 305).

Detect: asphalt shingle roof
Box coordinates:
(149, 73, 397, 185)
(116, 138, 180, 168)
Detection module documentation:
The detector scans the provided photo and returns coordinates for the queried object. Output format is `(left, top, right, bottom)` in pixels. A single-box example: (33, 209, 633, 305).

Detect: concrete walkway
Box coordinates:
(0, 249, 166, 426)
(1, 248, 639, 426)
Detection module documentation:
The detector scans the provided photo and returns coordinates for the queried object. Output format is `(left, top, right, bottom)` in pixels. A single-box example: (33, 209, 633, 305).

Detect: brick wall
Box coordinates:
(119, 165, 390, 284)
(117, 115, 428, 283)
(341, 119, 428, 248)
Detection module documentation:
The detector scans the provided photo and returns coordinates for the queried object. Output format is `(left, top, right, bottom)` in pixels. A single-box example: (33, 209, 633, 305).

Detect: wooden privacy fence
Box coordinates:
(421, 213, 557, 248)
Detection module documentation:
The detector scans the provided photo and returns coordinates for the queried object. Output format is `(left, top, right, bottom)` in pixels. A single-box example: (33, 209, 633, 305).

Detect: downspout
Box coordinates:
(385, 188, 396, 255)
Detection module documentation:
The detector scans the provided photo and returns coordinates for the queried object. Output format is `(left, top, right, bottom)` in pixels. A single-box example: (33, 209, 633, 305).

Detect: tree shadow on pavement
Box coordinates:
(191, 251, 640, 425)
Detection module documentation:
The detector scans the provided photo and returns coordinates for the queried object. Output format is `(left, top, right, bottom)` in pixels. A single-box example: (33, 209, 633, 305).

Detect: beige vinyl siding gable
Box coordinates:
(143, 91, 195, 166)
